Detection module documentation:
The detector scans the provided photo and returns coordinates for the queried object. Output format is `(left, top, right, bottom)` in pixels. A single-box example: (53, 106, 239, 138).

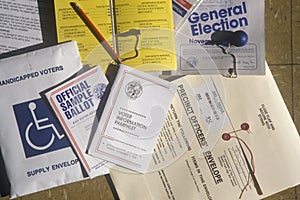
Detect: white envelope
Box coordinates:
(0, 41, 84, 198)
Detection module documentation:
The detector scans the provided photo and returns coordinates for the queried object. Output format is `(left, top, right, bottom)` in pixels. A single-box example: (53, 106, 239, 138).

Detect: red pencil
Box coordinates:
(70, 2, 122, 65)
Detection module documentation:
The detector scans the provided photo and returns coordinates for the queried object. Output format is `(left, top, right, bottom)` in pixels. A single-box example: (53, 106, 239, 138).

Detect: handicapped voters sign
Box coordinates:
(13, 98, 70, 158)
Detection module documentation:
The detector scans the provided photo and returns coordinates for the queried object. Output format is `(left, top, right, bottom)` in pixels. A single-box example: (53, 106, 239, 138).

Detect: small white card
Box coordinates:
(88, 64, 177, 173)
(45, 66, 113, 177)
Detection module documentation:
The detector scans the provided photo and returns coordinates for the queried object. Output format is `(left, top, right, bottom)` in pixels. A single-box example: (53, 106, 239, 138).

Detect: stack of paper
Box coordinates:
(0, 1, 299, 200)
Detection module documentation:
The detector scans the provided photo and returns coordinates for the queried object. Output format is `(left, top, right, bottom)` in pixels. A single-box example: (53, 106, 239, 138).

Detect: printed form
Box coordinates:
(54, 0, 176, 71)
(0, 0, 43, 54)
(110, 63, 300, 200)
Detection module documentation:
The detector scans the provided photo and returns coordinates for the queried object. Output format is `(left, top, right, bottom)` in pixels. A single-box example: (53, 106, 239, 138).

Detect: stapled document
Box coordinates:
(54, 0, 176, 71)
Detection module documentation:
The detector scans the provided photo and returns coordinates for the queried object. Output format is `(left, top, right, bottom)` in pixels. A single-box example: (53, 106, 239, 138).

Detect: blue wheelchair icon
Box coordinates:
(13, 98, 70, 158)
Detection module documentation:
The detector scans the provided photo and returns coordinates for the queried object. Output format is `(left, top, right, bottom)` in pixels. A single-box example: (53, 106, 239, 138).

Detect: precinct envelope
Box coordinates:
(43, 66, 114, 178)
(109, 63, 300, 200)
(88, 64, 177, 173)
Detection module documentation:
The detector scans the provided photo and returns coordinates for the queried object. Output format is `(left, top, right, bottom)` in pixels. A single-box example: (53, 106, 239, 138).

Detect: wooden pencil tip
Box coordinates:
(70, 2, 78, 8)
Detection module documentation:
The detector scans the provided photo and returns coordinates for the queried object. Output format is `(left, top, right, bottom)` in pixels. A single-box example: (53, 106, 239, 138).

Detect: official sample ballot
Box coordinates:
(44, 66, 113, 178)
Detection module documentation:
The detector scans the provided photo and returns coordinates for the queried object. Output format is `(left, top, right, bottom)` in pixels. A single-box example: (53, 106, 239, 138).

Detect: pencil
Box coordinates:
(70, 2, 122, 65)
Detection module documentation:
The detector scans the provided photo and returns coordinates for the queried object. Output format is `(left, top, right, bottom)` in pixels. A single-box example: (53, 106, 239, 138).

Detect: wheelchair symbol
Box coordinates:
(25, 102, 64, 151)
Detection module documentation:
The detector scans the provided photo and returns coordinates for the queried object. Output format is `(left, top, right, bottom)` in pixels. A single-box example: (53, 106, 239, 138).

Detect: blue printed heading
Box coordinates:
(188, 1, 248, 36)
(0, 65, 64, 87)
(55, 80, 95, 120)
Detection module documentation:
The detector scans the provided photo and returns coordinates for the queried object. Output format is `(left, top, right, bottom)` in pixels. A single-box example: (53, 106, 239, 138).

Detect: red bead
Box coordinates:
(222, 133, 231, 141)
(241, 122, 250, 130)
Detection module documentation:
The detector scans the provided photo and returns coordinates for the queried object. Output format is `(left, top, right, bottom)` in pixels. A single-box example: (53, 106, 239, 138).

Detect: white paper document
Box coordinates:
(0, 0, 43, 54)
(88, 64, 177, 173)
(110, 63, 300, 200)
(174, 0, 265, 76)
(44, 66, 113, 178)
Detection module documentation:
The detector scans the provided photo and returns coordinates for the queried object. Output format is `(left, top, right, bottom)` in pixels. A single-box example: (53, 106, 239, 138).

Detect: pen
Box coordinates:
(70, 2, 122, 65)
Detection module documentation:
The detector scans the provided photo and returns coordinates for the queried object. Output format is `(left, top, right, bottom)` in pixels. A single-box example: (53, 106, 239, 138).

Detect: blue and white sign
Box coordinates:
(13, 98, 70, 158)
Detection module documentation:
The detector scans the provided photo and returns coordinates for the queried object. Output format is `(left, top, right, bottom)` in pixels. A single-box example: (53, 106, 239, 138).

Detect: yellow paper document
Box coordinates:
(54, 0, 176, 71)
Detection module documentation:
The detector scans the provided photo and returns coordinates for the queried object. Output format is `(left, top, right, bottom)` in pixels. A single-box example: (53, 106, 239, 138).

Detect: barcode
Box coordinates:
(205, 92, 220, 120)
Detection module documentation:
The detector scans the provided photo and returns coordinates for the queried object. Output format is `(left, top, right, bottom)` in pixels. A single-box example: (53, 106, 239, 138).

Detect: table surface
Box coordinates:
(1, 0, 300, 199)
